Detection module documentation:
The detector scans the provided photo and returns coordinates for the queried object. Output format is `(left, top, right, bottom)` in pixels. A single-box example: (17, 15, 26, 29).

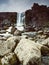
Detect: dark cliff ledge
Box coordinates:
(0, 12, 17, 29)
(0, 12, 17, 23)
(25, 3, 49, 31)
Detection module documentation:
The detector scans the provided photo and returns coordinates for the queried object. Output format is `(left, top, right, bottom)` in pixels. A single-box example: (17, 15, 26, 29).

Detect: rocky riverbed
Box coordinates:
(0, 26, 49, 65)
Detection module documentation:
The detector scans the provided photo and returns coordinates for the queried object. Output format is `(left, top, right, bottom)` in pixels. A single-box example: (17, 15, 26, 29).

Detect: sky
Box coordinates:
(0, 0, 49, 13)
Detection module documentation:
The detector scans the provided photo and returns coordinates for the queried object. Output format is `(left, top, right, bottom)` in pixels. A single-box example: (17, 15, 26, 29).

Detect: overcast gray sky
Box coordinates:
(0, 0, 49, 12)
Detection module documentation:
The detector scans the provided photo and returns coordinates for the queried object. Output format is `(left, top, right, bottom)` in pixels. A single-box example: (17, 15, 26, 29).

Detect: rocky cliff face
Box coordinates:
(0, 12, 17, 23)
(0, 12, 17, 29)
(25, 3, 49, 31)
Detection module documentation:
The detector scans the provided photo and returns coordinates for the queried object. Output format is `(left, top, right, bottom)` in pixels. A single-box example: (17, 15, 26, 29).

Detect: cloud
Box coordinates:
(0, 0, 32, 12)
(0, 0, 49, 13)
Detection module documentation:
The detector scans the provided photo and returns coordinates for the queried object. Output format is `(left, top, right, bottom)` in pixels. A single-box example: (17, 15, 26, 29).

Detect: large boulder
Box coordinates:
(36, 41, 49, 56)
(0, 36, 20, 56)
(1, 53, 19, 65)
(42, 38, 49, 47)
(14, 39, 41, 65)
(41, 38, 49, 55)
(14, 30, 21, 36)
(41, 45, 49, 56)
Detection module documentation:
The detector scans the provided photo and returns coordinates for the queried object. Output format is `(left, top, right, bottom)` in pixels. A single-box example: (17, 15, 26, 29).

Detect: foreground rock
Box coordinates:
(14, 30, 21, 36)
(41, 56, 49, 65)
(0, 36, 20, 56)
(42, 38, 49, 47)
(1, 53, 19, 65)
(14, 39, 41, 65)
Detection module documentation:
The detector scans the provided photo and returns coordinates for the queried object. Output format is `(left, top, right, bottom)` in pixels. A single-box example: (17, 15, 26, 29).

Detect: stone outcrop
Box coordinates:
(1, 53, 17, 65)
(0, 36, 20, 56)
(0, 35, 49, 65)
(25, 3, 49, 31)
(42, 38, 49, 47)
(0, 12, 17, 30)
(14, 30, 21, 36)
(14, 39, 42, 65)
(14, 38, 49, 65)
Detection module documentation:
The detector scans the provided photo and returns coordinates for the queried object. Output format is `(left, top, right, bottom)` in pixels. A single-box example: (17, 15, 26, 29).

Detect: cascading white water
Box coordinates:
(16, 13, 25, 31)
(17, 13, 21, 26)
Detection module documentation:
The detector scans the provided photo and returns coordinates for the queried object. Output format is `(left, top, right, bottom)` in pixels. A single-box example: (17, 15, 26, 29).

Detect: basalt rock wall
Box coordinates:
(25, 3, 49, 31)
(0, 12, 17, 29)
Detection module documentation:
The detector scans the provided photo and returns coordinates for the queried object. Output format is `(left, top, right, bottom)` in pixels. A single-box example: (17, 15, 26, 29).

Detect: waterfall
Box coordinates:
(17, 13, 21, 26)
(15, 13, 25, 31)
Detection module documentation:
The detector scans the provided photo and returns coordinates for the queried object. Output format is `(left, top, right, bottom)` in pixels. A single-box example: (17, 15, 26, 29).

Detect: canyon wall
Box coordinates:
(25, 3, 49, 31)
(0, 12, 17, 29)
